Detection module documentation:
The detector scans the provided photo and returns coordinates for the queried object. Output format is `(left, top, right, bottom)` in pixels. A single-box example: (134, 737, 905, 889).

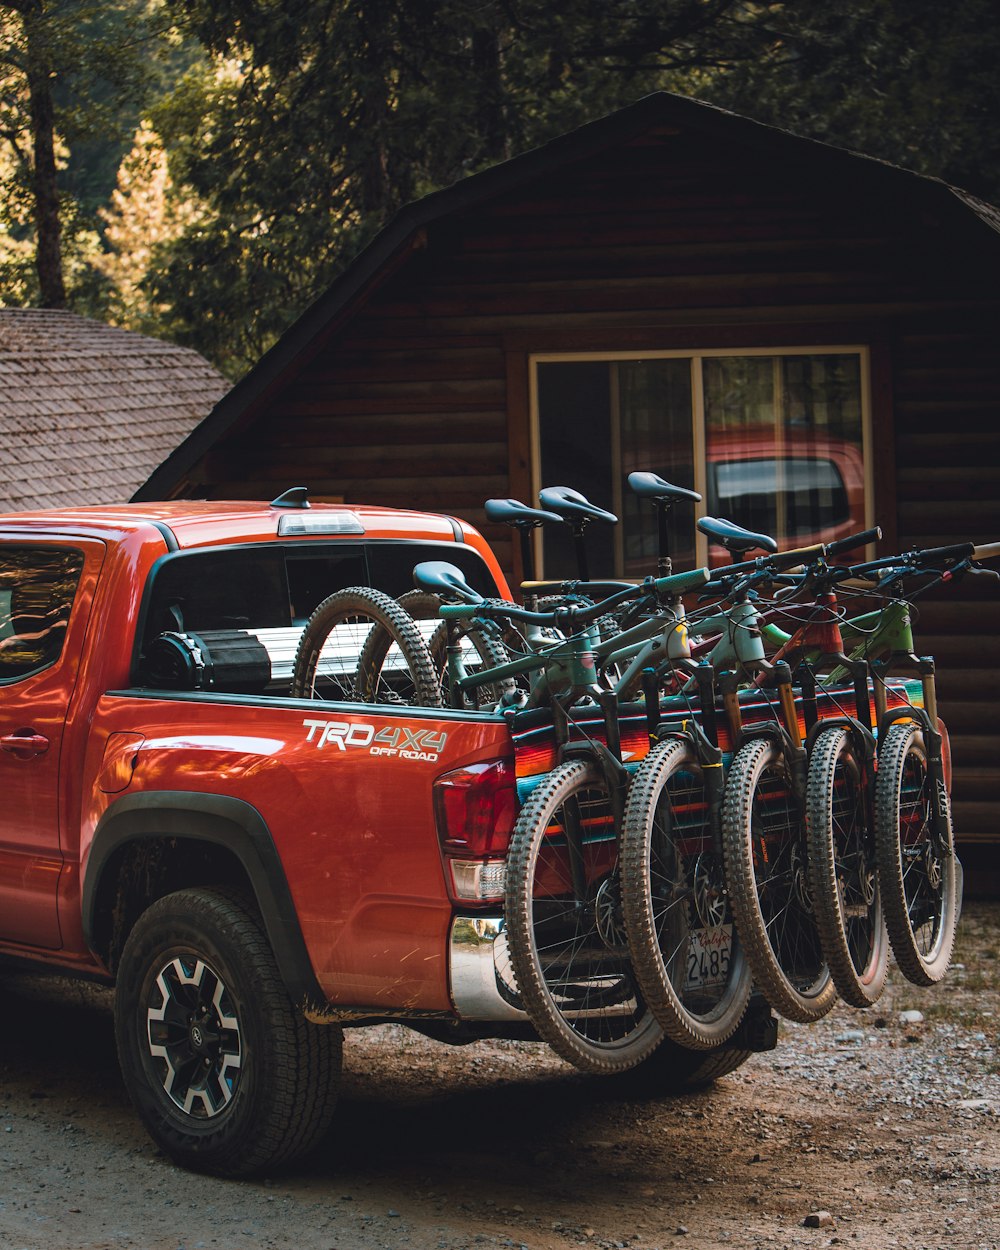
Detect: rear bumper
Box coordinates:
(448, 916, 526, 1022)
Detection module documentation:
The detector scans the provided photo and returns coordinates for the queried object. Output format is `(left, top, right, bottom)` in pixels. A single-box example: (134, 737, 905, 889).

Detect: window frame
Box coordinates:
(530, 345, 873, 576)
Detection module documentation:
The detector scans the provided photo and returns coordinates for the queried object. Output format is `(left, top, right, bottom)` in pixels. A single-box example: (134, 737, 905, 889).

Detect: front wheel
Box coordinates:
(874, 720, 958, 985)
(805, 727, 888, 1007)
(114, 888, 343, 1177)
(621, 738, 752, 1049)
(723, 736, 837, 1023)
(504, 760, 663, 1074)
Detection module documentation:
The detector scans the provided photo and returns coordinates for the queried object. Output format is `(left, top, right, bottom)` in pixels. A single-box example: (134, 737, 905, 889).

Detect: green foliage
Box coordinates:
(705, 0, 1000, 202)
(5, 0, 1000, 373)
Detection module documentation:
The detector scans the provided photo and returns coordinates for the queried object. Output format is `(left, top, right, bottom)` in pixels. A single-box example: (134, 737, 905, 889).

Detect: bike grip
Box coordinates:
(768, 543, 826, 571)
(438, 603, 477, 619)
(913, 541, 975, 565)
(655, 565, 710, 594)
(973, 540, 1000, 562)
(826, 526, 882, 557)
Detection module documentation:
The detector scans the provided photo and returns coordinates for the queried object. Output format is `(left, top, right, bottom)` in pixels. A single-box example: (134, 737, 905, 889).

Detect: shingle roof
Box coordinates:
(0, 309, 229, 512)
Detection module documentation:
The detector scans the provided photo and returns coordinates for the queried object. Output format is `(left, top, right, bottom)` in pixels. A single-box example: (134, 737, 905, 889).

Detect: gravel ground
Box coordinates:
(0, 902, 997, 1250)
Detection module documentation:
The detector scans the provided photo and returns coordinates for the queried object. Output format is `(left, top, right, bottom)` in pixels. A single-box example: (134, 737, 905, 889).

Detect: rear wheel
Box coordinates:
(395, 589, 514, 709)
(874, 720, 958, 985)
(621, 738, 751, 1048)
(114, 888, 343, 1177)
(806, 727, 888, 1007)
(504, 759, 663, 1074)
(292, 586, 441, 707)
(723, 737, 837, 1023)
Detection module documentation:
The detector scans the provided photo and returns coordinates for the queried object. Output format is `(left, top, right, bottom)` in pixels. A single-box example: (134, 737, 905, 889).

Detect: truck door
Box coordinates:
(0, 537, 104, 948)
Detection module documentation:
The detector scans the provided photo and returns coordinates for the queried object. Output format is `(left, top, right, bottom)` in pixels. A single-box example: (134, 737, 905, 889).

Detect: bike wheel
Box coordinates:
(291, 586, 441, 707)
(504, 759, 663, 1074)
(805, 727, 889, 1007)
(621, 738, 752, 1049)
(612, 1037, 753, 1095)
(395, 589, 514, 708)
(874, 720, 958, 986)
(723, 736, 837, 1023)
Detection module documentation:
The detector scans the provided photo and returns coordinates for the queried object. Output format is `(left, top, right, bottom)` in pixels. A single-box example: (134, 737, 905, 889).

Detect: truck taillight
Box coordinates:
(434, 759, 517, 903)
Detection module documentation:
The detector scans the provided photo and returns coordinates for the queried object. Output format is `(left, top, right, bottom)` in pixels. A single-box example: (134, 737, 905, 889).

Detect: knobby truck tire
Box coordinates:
(621, 738, 751, 1049)
(805, 727, 889, 1007)
(504, 759, 663, 1074)
(722, 737, 837, 1024)
(292, 585, 441, 707)
(114, 888, 343, 1178)
(874, 720, 958, 986)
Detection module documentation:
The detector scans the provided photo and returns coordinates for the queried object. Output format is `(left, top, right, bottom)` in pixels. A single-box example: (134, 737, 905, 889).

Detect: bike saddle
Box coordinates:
(627, 472, 702, 506)
(538, 486, 618, 527)
(484, 498, 563, 528)
(412, 561, 483, 603)
(697, 516, 778, 555)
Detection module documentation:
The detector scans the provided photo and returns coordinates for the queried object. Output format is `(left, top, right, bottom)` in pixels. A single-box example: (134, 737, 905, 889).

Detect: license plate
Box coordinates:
(685, 924, 733, 990)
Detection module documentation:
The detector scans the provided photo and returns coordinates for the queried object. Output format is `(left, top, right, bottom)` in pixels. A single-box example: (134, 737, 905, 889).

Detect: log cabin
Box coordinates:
(133, 92, 1000, 884)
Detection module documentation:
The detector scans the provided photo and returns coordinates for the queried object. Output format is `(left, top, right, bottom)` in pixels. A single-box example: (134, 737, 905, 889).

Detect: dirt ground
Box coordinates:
(1, 902, 997, 1250)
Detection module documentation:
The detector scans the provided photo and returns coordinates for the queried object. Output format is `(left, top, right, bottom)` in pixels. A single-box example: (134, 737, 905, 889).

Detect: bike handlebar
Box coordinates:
(825, 525, 882, 556)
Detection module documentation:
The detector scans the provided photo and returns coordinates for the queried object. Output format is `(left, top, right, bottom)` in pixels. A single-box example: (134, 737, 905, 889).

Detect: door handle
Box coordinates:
(0, 732, 50, 758)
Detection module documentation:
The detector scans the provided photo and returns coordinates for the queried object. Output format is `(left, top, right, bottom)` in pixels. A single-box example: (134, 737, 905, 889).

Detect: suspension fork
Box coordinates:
(876, 655, 952, 855)
(554, 688, 632, 910)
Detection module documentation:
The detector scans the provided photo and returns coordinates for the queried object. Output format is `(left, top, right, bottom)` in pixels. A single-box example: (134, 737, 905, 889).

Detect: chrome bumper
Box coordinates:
(448, 916, 527, 1021)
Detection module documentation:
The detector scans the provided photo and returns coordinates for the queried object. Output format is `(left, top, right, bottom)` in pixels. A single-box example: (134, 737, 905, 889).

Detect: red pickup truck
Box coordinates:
(0, 496, 769, 1176)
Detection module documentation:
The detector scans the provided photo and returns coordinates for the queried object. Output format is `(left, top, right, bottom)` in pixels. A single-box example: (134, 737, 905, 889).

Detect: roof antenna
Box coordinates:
(270, 486, 311, 509)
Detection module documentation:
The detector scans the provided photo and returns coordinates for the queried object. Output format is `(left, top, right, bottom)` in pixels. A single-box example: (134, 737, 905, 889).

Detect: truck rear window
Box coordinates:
(136, 540, 500, 693)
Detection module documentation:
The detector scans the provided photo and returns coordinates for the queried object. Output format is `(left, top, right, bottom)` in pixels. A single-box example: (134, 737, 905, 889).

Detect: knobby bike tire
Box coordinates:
(874, 720, 958, 986)
(291, 586, 441, 707)
(621, 738, 752, 1049)
(805, 727, 889, 1007)
(394, 589, 514, 709)
(504, 759, 663, 1074)
(722, 736, 837, 1023)
(611, 1037, 754, 1095)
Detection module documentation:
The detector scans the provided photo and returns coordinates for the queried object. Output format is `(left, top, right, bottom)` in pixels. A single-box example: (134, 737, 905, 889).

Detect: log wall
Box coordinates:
(191, 124, 1000, 856)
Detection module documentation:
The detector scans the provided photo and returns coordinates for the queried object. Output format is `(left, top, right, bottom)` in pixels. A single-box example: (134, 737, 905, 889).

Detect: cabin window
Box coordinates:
(534, 348, 870, 577)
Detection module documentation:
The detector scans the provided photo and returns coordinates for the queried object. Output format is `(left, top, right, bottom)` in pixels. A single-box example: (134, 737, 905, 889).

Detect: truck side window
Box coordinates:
(0, 546, 85, 682)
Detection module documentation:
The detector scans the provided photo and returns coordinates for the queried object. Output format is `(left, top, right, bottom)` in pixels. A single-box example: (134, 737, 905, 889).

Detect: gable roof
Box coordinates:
(0, 309, 229, 512)
(132, 89, 1000, 503)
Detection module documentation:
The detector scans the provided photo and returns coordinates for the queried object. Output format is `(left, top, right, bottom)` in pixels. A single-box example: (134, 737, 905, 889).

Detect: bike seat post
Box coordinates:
(655, 500, 672, 578)
(571, 519, 590, 582)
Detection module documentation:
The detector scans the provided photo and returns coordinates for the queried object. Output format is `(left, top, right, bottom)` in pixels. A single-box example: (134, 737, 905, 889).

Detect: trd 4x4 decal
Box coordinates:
(303, 719, 448, 762)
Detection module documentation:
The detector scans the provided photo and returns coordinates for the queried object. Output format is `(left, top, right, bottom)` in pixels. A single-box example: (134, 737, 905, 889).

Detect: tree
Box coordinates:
(148, 0, 780, 374)
(704, 0, 1000, 203)
(0, 0, 175, 311)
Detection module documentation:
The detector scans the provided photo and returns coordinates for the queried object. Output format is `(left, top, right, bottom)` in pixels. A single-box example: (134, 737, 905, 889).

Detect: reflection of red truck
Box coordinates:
(0, 498, 767, 1178)
(705, 430, 866, 562)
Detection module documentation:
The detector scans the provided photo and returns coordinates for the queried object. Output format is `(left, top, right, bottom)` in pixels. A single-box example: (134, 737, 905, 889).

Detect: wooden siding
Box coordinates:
(192, 124, 1000, 849)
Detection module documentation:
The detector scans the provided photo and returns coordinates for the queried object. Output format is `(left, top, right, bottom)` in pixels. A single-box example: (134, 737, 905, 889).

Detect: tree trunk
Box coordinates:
(18, 0, 66, 307)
